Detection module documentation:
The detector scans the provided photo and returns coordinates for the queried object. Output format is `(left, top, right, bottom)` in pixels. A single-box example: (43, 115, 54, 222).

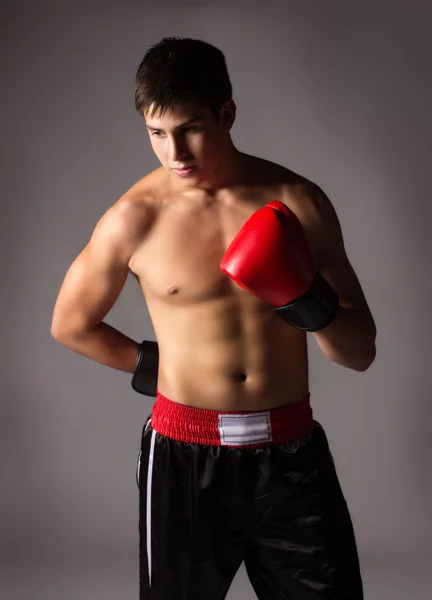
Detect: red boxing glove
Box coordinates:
(220, 200, 339, 331)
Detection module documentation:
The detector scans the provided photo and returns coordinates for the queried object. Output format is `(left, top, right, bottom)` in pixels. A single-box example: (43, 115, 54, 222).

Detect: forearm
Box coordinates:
(52, 321, 139, 373)
(313, 306, 376, 372)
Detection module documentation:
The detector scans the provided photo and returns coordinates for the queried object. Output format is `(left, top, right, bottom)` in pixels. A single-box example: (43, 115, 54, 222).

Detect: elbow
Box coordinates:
(329, 343, 376, 372)
(50, 318, 62, 341)
(355, 343, 377, 372)
(50, 319, 83, 344)
(50, 321, 69, 343)
(51, 307, 70, 342)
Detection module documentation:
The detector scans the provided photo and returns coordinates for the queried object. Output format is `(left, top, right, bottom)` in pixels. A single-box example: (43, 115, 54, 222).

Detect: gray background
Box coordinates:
(2, 0, 431, 598)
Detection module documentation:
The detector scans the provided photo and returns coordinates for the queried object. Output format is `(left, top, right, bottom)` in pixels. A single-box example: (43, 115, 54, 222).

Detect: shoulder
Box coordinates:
(110, 168, 167, 233)
(248, 156, 337, 226)
(286, 177, 338, 226)
(245, 154, 333, 217)
(243, 155, 335, 233)
(91, 169, 166, 260)
(278, 176, 342, 259)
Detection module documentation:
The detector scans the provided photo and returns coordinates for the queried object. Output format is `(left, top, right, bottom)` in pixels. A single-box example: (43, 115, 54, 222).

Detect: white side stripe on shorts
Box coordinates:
(146, 428, 156, 586)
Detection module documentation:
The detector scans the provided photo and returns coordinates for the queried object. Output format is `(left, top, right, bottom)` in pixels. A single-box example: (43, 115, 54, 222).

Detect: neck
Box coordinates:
(206, 145, 244, 190)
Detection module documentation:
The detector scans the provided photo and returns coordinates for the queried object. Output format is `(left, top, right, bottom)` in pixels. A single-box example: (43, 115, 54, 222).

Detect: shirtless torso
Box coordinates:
(127, 153, 321, 411)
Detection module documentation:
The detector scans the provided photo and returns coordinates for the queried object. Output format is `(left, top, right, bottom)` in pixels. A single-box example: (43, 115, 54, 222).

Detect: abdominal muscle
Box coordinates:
(145, 293, 310, 411)
(129, 162, 312, 411)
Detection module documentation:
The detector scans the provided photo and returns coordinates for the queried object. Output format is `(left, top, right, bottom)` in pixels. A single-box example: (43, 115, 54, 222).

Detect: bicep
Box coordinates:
(51, 206, 135, 336)
(302, 183, 371, 312)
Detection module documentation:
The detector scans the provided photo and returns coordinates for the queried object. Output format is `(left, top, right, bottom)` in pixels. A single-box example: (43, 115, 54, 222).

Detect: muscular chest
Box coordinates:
(131, 203, 254, 304)
(129, 188, 313, 305)
(145, 222, 228, 301)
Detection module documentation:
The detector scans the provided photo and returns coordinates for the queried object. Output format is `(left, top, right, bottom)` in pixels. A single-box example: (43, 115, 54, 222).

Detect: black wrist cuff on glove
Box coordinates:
(273, 271, 339, 332)
(131, 340, 159, 397)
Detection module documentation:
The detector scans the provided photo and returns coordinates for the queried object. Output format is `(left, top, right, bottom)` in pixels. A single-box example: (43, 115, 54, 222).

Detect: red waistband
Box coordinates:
(151, 391, 315, 448)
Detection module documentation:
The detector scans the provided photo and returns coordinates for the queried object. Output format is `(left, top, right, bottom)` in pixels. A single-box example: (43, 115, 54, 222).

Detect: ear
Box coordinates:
(220, 99, 236, 131)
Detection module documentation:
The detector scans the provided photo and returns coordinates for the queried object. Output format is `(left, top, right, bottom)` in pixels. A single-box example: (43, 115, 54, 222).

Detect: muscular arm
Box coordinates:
(298, 182, 377, 371)
(51, 198, 150, 373)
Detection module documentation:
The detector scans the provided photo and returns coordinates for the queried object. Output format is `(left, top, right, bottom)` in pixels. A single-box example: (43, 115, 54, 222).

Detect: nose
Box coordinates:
(168, 135, 189, 162)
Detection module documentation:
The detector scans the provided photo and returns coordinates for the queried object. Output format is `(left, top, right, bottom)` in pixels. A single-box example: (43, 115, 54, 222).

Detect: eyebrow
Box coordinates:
(145, 117, 202, 132)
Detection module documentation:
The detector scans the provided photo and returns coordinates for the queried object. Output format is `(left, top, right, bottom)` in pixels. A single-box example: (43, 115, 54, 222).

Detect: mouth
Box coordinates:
(172, 166, 196, 177)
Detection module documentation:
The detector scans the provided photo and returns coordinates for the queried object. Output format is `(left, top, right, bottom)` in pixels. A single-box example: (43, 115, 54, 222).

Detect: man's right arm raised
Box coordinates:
(50, 198, 150, 375)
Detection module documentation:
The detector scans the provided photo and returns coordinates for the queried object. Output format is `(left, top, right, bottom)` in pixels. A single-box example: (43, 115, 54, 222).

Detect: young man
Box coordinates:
(51, 37, 376, 599)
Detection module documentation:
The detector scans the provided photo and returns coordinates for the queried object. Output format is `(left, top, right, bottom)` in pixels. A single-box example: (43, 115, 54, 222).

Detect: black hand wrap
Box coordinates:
(273, 271, 340, 332)
(131, 340, 159, 397)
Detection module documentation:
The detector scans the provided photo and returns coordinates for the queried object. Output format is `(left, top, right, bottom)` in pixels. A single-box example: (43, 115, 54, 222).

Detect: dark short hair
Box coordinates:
(134, 37, 232, 120)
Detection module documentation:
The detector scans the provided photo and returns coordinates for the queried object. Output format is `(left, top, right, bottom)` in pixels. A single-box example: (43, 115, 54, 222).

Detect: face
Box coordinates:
(144, 100, 235, 185)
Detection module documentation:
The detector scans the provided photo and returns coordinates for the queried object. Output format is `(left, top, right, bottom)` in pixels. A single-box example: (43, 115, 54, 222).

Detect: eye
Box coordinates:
(151, 131, 164, 137)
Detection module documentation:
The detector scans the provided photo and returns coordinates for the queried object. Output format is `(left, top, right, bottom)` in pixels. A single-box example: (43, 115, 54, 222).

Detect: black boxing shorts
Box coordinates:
(136, 391, 364, 599)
